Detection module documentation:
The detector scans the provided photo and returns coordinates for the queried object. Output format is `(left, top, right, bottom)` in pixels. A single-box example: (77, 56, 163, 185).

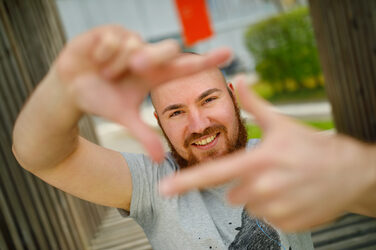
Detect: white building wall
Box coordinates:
(55, 0, 279, 71)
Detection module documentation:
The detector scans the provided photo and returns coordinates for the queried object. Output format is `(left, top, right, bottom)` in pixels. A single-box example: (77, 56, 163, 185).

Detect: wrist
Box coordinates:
(43, 65, 84, 124)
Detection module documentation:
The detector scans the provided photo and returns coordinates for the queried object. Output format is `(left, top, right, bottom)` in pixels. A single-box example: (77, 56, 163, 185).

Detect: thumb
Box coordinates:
(120, 111, 165, 163)
(235, 76, 277, 132)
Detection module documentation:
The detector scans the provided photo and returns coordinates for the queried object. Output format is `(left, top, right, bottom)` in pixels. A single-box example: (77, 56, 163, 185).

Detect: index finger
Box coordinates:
(159, 149, 262, 196)
(68, 25, 127, 59)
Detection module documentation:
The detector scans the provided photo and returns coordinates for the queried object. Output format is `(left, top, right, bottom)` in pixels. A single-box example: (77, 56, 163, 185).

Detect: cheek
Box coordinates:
(161, 120, 187, 149)
(214, 103, 237, 131)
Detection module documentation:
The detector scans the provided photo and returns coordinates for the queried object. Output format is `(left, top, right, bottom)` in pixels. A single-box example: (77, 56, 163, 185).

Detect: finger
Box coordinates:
(227, 173, 280, 205)
(119, 111, 165, 163)
(159, 149, 264, 196)
(243, 183, 333, 231)
(257, 201, 334, 232)
(130, 39, 181, 73)
(68, 25, 125, 59)
(158, 47, 232, 83)
(102, 35, 143, 79)
(92, 31, 122, 64)
(235, 77, 278, 132)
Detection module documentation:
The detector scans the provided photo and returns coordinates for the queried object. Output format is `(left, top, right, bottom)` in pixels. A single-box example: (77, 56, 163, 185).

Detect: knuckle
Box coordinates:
(103, 35, 121, 49)
(125, 36, 143, 52)
(253, 178, 276, 197)
(56, 54, 74, 79)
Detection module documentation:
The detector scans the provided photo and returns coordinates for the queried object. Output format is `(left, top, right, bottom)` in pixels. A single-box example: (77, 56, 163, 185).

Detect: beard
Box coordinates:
(158, 93, 248, 168)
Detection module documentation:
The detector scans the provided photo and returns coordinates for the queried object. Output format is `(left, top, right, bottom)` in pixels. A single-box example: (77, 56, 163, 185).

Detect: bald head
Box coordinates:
(148, 55, 246, 168)
(150, 66, 227, 113)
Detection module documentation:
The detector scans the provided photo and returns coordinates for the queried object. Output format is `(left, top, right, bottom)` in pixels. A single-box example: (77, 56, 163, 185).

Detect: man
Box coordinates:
(13, 25, 313, 249)
(160, 77, 376, 232)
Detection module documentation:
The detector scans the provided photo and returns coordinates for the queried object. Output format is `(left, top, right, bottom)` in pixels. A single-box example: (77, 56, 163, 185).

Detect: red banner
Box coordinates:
(174, 0, 214, 46)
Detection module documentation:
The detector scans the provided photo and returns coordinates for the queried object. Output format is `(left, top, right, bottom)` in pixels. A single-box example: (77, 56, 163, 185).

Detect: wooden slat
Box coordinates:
(0, 157, 23, 250)
(90, 208, 152, 250)
(0, 0, 109, 249)
(308, 1, 376, 248)
(309, 0, 376, 141)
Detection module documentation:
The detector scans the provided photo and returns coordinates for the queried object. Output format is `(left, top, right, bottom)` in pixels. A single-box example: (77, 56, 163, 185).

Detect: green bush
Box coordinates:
(245, 8, 322, 92)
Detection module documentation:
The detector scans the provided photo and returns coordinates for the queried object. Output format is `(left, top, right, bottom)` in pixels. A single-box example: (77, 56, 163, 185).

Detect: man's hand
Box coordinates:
(55, 25, 231, 162)
(159, 77, 376, 231)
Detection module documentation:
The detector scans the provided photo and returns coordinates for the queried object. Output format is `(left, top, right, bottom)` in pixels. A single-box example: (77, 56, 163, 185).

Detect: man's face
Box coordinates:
(152, 68, 247, 167)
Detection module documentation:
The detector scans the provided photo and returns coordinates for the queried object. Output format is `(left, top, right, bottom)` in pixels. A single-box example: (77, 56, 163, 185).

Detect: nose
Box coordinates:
(187, 109, 210, 134)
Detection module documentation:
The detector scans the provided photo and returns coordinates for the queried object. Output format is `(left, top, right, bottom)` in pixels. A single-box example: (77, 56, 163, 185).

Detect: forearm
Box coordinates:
(12, 66, 83, 171)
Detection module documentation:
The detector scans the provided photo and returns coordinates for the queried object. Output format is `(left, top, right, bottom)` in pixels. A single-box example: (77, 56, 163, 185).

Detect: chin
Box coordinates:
(196, 149, 227, 163)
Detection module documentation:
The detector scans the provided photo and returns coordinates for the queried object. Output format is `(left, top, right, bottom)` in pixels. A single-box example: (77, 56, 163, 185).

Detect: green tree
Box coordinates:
(245, 8, 321, 92)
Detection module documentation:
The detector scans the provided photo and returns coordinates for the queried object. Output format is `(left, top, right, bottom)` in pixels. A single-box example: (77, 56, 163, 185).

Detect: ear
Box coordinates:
(227, 82, 235, 92)
(154, 111, 159, 120)
(227, 82, 237, 104)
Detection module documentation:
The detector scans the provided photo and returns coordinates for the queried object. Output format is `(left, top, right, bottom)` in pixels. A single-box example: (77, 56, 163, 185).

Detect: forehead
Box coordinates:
(151, 68, 227, 112)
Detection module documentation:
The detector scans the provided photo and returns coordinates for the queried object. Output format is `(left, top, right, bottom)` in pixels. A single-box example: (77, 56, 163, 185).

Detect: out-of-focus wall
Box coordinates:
(55, 0, 280, 71)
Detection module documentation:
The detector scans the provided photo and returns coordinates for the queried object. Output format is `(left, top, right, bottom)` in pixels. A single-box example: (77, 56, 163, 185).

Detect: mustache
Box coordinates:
(184, 125, 227, 148)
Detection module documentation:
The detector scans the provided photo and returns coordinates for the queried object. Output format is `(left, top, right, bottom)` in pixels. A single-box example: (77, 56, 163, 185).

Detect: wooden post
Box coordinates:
(0, 0, 107, 249)
(308, 0, 376, 248)
(309, 0, 376, 142)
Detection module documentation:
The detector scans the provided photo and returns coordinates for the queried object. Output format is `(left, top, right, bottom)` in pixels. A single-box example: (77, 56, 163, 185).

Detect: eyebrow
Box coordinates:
(196, 88, 222, 103)
(162, 104, 185, 115)
(161, 88, 222, 115)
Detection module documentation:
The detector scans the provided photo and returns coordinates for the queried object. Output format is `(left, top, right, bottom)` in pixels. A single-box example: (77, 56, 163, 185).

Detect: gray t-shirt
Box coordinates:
(118, 140, 313, 250)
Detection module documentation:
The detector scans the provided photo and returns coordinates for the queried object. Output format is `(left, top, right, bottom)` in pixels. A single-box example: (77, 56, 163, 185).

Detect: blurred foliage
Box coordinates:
(246, 123, 263, 139)
(251, 79, 326, 104)
(247, 120, 334, 139)
(245, 7, 324, 101)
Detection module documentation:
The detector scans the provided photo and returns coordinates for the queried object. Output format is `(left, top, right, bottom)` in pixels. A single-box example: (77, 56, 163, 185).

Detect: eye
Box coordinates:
(203, 96, 217, 104)
(169, 110, 183, 118)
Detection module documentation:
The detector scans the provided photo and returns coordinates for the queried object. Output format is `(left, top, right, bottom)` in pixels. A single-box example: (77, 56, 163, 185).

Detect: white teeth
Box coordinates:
(194, 134, 216, 146)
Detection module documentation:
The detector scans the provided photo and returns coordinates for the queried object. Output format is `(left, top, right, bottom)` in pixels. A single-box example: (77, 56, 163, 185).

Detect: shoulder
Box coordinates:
(120, 152, 178, 177)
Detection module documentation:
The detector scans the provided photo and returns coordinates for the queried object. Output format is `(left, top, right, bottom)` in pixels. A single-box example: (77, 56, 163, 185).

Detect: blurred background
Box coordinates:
(2, 0, 375, 249)
(54, 0, 332, 152)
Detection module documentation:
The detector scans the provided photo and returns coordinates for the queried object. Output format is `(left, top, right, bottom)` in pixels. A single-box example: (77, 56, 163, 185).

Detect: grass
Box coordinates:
(246, 124, 263, 139)
(305, 120, 334, 130)
(251, 82, 328, 104)
(246, 120, 334, 139)
(267, 88, 328, 104)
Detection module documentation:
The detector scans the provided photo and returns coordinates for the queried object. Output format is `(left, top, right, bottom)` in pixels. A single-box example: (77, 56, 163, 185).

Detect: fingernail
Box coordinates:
(159, 180, 175, 197)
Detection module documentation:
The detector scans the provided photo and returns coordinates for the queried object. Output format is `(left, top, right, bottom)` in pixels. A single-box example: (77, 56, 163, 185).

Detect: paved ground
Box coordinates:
(90, 209, 151, 250)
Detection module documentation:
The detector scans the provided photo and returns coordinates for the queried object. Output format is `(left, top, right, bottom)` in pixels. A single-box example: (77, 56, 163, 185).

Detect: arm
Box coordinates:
(160, 77, 376, 231)
(12, 66, 133, 209)
(12, 25, 231, 211)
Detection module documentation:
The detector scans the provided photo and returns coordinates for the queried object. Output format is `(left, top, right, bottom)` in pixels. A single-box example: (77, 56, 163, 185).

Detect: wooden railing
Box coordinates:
(0, 0, 108, 249)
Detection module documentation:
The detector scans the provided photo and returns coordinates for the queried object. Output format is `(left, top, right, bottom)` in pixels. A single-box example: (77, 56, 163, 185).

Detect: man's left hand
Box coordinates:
(159, 77, 375, 232)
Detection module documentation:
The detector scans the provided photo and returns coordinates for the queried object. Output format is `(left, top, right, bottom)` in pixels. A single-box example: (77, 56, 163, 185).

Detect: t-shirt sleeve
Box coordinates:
(117, 152, 174, 225)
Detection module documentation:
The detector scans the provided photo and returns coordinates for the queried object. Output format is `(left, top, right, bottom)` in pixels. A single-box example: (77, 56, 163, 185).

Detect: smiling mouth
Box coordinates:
(192, 133, 220, 147)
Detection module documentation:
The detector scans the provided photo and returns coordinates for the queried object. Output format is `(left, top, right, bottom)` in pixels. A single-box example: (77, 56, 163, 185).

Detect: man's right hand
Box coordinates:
(54, 25, 231, 161)
(12, 25, 231, 210)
